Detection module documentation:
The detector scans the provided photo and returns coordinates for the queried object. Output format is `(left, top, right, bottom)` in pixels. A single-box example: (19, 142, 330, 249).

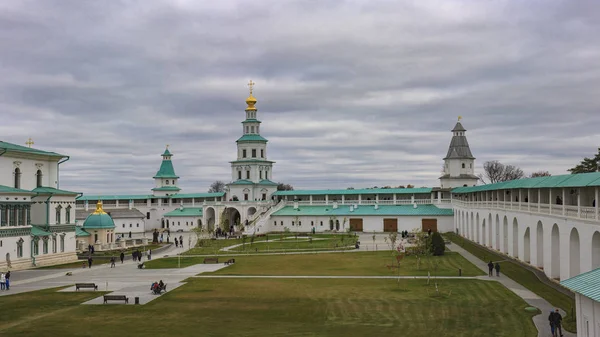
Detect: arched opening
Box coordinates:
(536, 221, 544, 268)
(206, 207, 216, 232)
(502, 216, 508, 253)
(166, 219, 169, 228)
(512, 218, 518, 257)
(592, 231, 600, 270)
(476, 213, 480, 243)
(161, 219, 165, 229)
(569, 228, 580, 278)
(36, 170, 43, 187)
(495, 214, 500, 250)
(247, 207, 257, 219)
(551, 224, 560, 280)
(224, 207, 241, 232)
(523, 227, 530, 262)
(197, 219, 202, 229)
(488, 214, 492, 247)
(482, 219, 486, 246)
(14, 168, 21, 189)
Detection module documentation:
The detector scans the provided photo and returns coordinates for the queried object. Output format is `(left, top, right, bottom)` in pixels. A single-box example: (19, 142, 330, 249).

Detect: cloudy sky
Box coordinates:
(1, 0, 599, 195)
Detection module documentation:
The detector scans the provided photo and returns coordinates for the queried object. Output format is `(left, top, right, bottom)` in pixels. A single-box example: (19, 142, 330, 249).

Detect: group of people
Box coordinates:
(132, 249, 151, 262)
(151, 280, 166, 294)
(487, 261, 501, 277)
(174, 235, 184, 248)
(0, 271, 10, 290)
(548, 309, 564, 337)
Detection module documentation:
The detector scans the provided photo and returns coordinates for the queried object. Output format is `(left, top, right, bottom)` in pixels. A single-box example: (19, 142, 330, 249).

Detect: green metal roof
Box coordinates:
(230, 159, 276, 164)
(163, 207, 204, 217)
(32, 186, 79, 195)
(171, 192, 225, 199)
(0, 140, 66, 158)
(272, 204, 453, 217)
(452, 172, 600, 194)
(229, 179, 254, 185)
(561, 268, 600, 302)
(82, 212, 115, 229)
(152, 186, 181, 191)
(236, 134, 268, 142)
(77, 194, 152, 201)
(0, 185, 35, 194)
(273, 187, 433, 196)
(75, 226, 91, 237)
(162, 148, 172, 156)
(31, 225, 53, 237)
(242, 119, 261, 124)
(258, 179, 279, 186)
(153, 156, 179, 179)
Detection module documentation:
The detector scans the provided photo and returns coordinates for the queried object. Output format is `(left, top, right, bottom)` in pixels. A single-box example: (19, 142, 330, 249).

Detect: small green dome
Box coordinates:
(83, 202, 115, 229)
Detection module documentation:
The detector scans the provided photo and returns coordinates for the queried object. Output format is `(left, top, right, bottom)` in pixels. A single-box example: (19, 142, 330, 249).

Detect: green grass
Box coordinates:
(145, 251, 485, 277)
(0, 279, 537, 336)
(446, 233, 577, 333)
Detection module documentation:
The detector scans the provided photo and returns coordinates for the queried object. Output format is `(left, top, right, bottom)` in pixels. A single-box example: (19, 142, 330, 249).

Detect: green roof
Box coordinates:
(75, 226, 91, 237)
(229, 179, 254, 185)
(163, 207, 203, 217)
(152, 186, 181, 191)
(258, 179, 279, 186)
(153, 156, 179, 179)
(0, 185, 35, 195)
(561, 268, 600, 302)
(452, 172, 600, 194)
(272, 204, 453, 217)
(31, 225, 53, 237)
(273, 187, 433, 196)
(77, 194, 152, 201)
(162, 148, 172, 156)
(0, 140, 66, 158)
(236, 134, 268, 142)
(32, 186, 79, 195)
(242, 119, 261, 124)
(82, 212, 115, 229)
(230, 159, 275, 164)
(171, 192, 225, 199)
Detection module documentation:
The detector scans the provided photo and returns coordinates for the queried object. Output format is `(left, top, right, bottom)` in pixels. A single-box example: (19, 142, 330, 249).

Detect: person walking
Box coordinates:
(553, 309, 563, 337)
(175, 238, 178, 248)
(494, 262, 501, 277)
(179, 235, 183, 247)
(0, 272, 5, 290)
(137, 250, 142, 262)
(147, 249, 152, 261)
(487, 261, 494, 277)
(132, 250, 137, 262)
(5, 271, 10, 291)
(87, 256, 93, 268)
(120, 252, 125, 264)
(110, 257, 116, 268)
(548, 310, 556, 336)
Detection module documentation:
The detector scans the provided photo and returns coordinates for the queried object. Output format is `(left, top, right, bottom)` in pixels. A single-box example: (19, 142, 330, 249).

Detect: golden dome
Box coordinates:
(245, 94, 257, 111)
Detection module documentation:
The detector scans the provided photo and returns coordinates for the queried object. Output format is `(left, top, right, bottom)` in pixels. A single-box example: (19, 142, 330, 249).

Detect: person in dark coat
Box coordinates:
(175, 238, 178, 248)
(487, 261, 494, 277)
(548, 310, 556, 336)
(87, 256, 93, 268)
(110, 257, 116, 268)
(494, 262, 501, 276)
(137, 250, 142, 262)
(132, 251, 137, 262)
(120, 252, 125, 264)
(553, 309, 563, 337)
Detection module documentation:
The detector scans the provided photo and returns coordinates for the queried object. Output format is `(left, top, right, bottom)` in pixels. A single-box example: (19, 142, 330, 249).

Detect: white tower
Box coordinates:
(151, 146, 181, 196)
(226, 81, 278, 201)
(440, 117, 478, 189)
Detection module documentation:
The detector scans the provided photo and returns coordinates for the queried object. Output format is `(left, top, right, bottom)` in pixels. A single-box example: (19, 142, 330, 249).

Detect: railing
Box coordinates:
(454, 201, 599, 222)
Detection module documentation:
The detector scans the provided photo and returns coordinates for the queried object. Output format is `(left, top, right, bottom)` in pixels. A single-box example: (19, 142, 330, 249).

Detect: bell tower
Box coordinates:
(440, 117, 478, 189)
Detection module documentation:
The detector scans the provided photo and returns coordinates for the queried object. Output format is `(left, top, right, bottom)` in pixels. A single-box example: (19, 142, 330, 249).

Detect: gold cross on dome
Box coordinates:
(166, 144, 170, 149)
(25, 137, 34, 148)
(248, 80, 255, 95)
(458, 116, 462, 121)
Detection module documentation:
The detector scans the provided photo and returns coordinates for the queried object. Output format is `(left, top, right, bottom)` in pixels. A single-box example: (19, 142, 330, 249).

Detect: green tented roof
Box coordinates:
(0, 185, 35, 195)
(31, 225, 52, 237)
(236, 134, 268, 142)
(272, 204, 453, 217)
(0, 141, 66, 158)
(162, 148, 172, 156)
(163, 207, 204, 217)
(561, 268, 600, 302)
(452, 172, 600, 194)
(273, 187, 433, 196)
(75, 226, 91, 237)
(153, 157, 179, 179)
(32, 186, 79, 195)
(229, 179, 254, 185)
(152, 186, 181, 191)
(171, 192, 225, 198)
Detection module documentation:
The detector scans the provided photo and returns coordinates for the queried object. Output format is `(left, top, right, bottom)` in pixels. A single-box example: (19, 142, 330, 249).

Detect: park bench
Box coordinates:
(137, 262, 145, 269)
(152, 284, 168, 295)
(103, 295, 129, 304)
(75, 283, 98, 291)
(224, 258, 235, 265)
(203, 257, 219, 264)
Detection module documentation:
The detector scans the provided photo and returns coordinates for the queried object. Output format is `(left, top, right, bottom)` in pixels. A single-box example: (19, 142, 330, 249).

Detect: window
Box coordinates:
(265, 171, 268, 179)
(136, 223, 139, 227)
(320, 221, 323, 226)
(311, 221, 314, 227)
(166, 180, 169, 185)
(60, 235, 64, 252)
(129, 224, 132, 228)
(246, 171, 250, 179)
(273, 221, 277, 226)
(55, 206, 62, 224)
(262, 193, 267, 200)
(251, 126, 255, 133)
(17, 239, 24, 258)
(33, 240, 39, 255)
(238, 171, 242, 179)
(292, 221, 295, 226)
(280, 221, 283, 226)
(146, 212, 150, 219)
(298, 221, 302, 226)
(245, 126, 249, 134)
(469, 164, 472, 168)
(259, 171, 262, 179)
(462, 163, 465, 169)
(252, 149, 256, 158)
(122, 224, 125, 228)
(52, 237, 57, 253)
(14, 168, 21, 189)
(261, 149, 264, 158)
(244, 194, 248, 201)
(178, 222, 181, 226)
(36, 170, 43, 187)
(65, 206, 71, 223)
(43, 238, 48, 254)
(243, 149, 247, 158)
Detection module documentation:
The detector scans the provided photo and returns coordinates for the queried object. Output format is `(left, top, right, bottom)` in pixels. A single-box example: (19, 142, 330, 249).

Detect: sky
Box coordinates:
(1, 0, 599, 195)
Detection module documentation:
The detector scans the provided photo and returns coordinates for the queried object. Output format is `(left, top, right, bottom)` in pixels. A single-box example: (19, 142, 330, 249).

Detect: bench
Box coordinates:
(152, 284, 168, 295)
(224, 258, 235, 265)
(103, 295, 129, 304)
(137, 263, 145, 269)
(203, 257, 218, 264)
(75, 283, 98, 291)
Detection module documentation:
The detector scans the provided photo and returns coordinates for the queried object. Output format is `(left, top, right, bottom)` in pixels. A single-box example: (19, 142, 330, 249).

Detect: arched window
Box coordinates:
(461, 163, 465, 169)
(55, 206, 62, 224)
(65, 206, 71, 223)
(36, 170, 43, 187)
(60, 235, 65, 252)
(172, 180, 175, 185)
(166, 180, 169, 185)
(14, 168, 21, 189)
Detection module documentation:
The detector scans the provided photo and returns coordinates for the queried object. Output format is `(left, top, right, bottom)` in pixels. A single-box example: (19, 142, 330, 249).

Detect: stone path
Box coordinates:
(448, 244, 575, 337)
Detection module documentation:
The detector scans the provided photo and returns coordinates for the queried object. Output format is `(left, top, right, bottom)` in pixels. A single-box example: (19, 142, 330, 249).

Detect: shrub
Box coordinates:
(431, 232, 445, 256)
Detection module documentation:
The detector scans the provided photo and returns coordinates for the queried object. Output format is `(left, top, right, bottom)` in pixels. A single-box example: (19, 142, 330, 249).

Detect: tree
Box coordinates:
(277, 183, 294, 191)
(430, 232, 445, 256)
(568, 148, 600, 174)
(530, 171, 551, 178)
(406, 184, 414, 188)
(479, 160, 524, 184)
(208, 180, 225, 193)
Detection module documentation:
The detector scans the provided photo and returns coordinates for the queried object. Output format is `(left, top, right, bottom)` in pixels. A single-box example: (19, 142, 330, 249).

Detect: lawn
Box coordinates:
(0, 279, 537, 336)
(446, 233, 577, 333)
(145, 251, 486, 277)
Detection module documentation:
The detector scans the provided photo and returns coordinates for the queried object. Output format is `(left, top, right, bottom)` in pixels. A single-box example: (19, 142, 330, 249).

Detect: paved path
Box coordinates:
(194, 275, 484, 280)
(448, 244, 575, 337)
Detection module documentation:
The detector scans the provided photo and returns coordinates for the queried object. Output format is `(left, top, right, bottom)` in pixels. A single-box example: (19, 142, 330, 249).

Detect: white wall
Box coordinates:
(164, 216, 201, 232)
(114, 217, 146, 235)
(576, 294, 600, 337)
(0, 154, 60, 190)
(31, 195, 76, 225)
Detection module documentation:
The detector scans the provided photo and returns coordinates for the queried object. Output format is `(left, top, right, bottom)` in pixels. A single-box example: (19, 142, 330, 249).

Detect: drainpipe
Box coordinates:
(0, 149, 7, 157)
(57, 156, 70, 188)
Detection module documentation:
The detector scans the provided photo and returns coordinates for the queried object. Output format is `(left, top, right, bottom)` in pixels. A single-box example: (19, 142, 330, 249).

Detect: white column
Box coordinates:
(325, 195, 329, 205)
(129, 200, 133, 210)
(411, 195, 415, 204)
(430, 192, 434, 204)
(437, 191, 441, 203)
(518, 189, 522, 210)
(358, 194, 361, 205)
(562, 188, 566, 216)
(85, 201, 89, 212)
(341, 195, 345, 205)
(596, 187, 599, 220)
(577, 188, 581, 218)
(537, 189, 541, 212)
(309, 195, 313, 205)
(549, 189, 552, 213)
(393, 193, 397, 204)
(115, 200, 119, 208)
(375, 194, 379, 203)
(192, 198, 195, 207)
(527, 189, 531, 212)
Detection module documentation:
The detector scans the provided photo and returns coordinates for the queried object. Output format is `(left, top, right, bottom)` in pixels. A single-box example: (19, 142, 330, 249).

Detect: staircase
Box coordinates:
(243, 200, 286, 235)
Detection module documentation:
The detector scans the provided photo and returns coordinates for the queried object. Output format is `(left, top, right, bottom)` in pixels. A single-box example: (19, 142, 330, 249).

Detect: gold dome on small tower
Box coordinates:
(245, 80, 257, 111)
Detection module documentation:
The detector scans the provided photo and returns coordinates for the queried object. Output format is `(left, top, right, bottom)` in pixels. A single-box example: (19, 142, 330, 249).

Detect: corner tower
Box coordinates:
(226, 81, 277, 201)
(152, 146, 181, 196)
(440, 117, 478, 188)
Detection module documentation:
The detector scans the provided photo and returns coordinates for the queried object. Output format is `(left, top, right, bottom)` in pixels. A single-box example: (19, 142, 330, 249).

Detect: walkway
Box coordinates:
(448, 244, 575, 337)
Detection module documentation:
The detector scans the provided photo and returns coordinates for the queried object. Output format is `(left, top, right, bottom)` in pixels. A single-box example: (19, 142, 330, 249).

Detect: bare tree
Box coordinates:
(529, 171, 551, 178)
(479, 161, 524, 184)
(208, 180, 225, 193)
(277, 183, 294, 191)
